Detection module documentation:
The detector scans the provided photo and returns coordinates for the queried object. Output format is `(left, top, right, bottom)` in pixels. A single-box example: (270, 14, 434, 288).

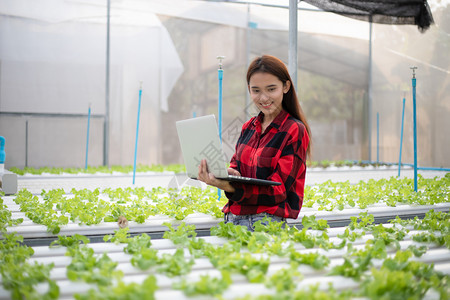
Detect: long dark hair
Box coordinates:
(247, 55, 312, 158)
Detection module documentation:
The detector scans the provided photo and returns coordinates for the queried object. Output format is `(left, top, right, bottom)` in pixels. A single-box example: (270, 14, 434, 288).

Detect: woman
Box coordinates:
(198, 55, 311, 231)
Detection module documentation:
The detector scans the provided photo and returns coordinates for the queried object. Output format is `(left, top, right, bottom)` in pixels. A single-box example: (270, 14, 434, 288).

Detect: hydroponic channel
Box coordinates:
(1, 169, 449, 299)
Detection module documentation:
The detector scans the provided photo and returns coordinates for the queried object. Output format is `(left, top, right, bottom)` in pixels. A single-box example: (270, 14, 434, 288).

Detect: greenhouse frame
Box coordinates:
(0, 0, 449, 299)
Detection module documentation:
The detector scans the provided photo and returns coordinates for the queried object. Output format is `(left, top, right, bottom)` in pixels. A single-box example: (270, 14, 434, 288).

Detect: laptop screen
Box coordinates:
(176, 115, 229, 178)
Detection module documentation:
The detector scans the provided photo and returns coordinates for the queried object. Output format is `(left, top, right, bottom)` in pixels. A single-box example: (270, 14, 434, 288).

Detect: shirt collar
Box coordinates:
(253, 109, 289, 131)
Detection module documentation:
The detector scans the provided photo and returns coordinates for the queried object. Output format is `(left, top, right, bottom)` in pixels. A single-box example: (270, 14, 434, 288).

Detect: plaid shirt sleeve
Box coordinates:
(223, 110, 309, 219)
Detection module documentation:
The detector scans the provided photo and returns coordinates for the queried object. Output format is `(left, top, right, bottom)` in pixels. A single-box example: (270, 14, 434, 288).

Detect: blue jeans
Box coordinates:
(224, 212, 286, 232)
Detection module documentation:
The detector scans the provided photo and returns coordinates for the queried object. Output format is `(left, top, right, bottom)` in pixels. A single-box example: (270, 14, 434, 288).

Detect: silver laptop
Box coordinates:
(176, 115, 281, 186)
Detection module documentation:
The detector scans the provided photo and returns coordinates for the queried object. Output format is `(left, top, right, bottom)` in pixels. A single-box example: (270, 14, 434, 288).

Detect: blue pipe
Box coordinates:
(352, 160, 450, 172)
(0, 136, 5, 172)
(398, 97, 405, 177)
(401, 163, 450, 172)
(217, 67, 224, 200)
(218, 69, 223, 143)
(417, 167, 450, 171)
(412, 69, 418, 192)
(133, 82, 143, 185)
(85, 105, 91, 170)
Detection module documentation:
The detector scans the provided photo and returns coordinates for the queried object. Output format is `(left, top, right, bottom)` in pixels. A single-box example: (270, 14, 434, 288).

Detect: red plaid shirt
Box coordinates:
(223, 109, 309, 219)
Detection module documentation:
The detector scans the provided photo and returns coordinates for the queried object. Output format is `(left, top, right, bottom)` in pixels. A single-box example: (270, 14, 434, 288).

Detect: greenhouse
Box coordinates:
(0, 0, 449, 299)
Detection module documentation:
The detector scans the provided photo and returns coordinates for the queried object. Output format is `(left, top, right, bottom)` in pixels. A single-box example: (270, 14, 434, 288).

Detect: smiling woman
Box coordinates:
(248, 72, 290, 130)
(197, 55, 312, 231)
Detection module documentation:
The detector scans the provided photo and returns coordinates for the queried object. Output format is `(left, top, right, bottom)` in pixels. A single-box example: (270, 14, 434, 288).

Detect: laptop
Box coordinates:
(176, 114, 281, 186)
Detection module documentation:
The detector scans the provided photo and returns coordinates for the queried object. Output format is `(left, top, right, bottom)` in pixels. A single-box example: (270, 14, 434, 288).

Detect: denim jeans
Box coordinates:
(224, 212, 286, 232)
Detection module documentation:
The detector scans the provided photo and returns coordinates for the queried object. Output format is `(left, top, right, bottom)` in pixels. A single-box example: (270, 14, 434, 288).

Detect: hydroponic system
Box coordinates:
(0, 164, 449, 299)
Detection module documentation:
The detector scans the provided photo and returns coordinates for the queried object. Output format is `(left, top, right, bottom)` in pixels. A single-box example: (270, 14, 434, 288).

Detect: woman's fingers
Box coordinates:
(198, 159, 207, 182)
(198, 159, 215, 184)
(197, 160, 235, 193)
(228, 168, 241, 176)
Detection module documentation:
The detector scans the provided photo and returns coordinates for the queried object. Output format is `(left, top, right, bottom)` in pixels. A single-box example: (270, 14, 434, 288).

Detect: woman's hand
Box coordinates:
(228, 167, 241, 176)
(197, 159, 236, 193)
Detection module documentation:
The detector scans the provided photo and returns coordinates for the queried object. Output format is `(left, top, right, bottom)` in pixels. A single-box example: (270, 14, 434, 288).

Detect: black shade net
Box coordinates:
(302, 0, 434, 32)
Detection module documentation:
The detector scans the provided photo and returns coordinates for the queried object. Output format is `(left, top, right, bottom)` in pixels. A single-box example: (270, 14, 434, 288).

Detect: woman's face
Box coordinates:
(248, 72, 290, 121)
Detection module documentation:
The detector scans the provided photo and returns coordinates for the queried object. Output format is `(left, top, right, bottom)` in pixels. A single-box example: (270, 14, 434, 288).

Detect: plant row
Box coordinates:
(7, 174, 450, 234)
(304, 173, 450, 210)
(9, 160, 401, 176)
(1, 204, 449, 299)
(1, 199, 56, 299)
(8, 164, 186, 176)
(307, 160, 397, 169)
(12, 187, 226, 234)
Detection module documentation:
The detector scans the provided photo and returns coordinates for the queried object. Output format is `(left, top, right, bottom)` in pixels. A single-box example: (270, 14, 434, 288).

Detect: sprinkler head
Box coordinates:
(217, 56, 225, 69)
(410, 66, 418, 78)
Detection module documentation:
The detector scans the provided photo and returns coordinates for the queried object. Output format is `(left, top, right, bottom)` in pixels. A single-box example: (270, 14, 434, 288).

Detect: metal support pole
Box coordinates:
(398, 96, 405, 177)
(368, 18, 373, 162)
(157, 29, 163, 165)
(376, 112, 379, 164)
(104, 0, 111, 167)
(85, 104, 91, 170)
(411, 66, 418, 192)
(246, 4, 251, 118)
(25, 120, 28, 168)
(289, 0, 298, 91)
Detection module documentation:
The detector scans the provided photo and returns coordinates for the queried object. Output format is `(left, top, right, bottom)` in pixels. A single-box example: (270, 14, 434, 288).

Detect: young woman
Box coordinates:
(198, 55, 311, 231)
